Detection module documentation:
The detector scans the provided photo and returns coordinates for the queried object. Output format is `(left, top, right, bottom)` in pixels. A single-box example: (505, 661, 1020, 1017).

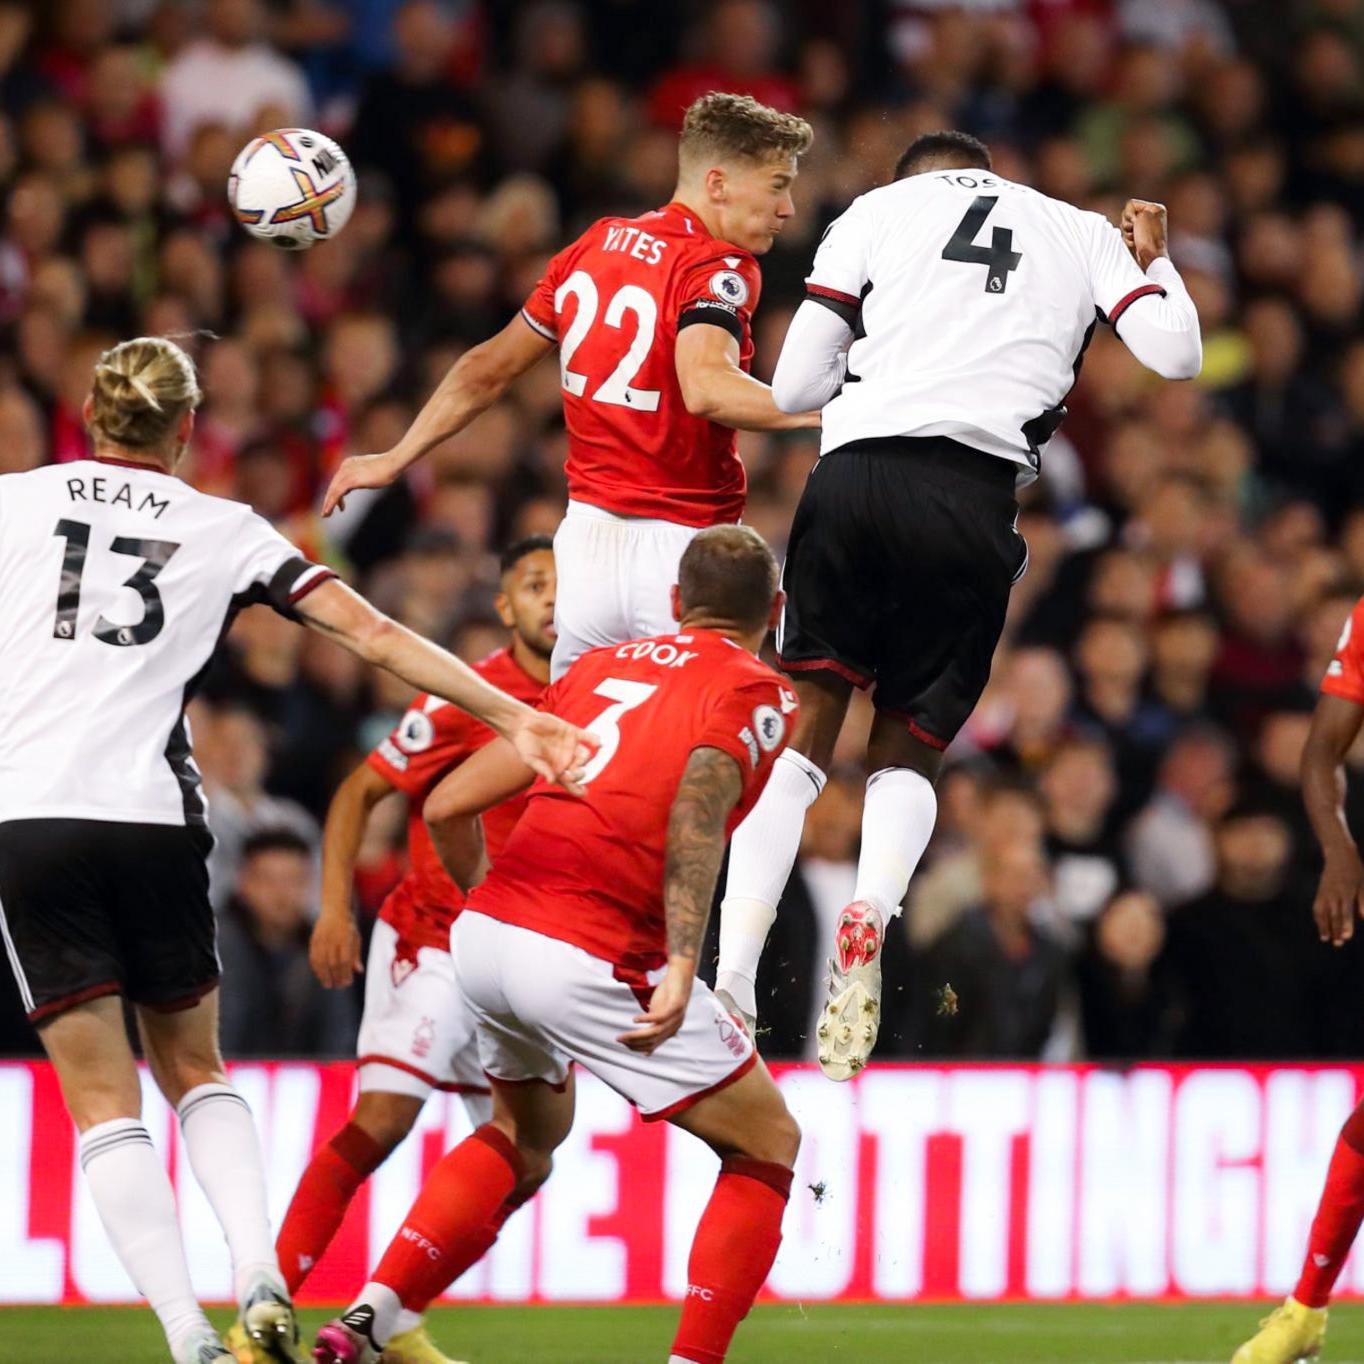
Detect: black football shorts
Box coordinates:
(776, 435, 1027, 750)
(0, 818, 218, 1024)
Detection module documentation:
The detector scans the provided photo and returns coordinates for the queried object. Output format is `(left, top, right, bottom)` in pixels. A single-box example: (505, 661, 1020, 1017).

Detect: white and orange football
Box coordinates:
(227, 128, 356, 250)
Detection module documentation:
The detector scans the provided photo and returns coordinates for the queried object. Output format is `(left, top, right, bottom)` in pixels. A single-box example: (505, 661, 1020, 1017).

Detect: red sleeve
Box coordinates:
(366, 700, 482, 799)
(521, 243, 572, 341)
(676, 250, 762, 348)
(693, 676, 795, 802)
(1322, 599, 1364, 705)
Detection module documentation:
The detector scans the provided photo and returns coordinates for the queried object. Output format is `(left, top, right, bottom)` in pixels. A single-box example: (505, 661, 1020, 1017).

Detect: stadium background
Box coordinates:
(8, 0, 1364, 1334)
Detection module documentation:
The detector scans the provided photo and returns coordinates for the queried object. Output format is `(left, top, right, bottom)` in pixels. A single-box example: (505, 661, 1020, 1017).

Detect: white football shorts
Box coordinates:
(549, 500, 708, 681)
(356, 917, 492, 1121)
(451, 910, 756, 1120)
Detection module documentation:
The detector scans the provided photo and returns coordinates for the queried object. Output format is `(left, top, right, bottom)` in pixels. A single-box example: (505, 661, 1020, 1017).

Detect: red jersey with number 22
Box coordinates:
(520, 202, 762, 528)
(366, 648, 546, 952)
(467, 631, 797, 970)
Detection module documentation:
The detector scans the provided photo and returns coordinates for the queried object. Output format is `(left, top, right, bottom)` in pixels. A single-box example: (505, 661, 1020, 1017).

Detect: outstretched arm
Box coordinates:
(296, 580, 594, 790)
(322, 316, 554, 514)
(619, 746, 744, 1053)
(1303, 693, 1364, 945)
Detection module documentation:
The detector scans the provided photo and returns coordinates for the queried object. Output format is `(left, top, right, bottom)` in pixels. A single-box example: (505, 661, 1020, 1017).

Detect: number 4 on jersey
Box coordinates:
(942, 195, 1022, 294)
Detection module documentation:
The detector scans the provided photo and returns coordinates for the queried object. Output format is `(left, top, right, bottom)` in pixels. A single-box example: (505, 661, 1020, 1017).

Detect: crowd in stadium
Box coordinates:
(2, 0, 1363, 1063)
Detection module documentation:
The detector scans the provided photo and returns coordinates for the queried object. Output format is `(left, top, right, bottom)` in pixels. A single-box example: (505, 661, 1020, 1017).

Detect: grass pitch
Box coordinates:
(4, 1301, 1364, 1363)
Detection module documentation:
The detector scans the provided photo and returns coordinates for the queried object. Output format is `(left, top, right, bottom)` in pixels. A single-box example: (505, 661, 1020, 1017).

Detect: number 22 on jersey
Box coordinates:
(555, 270, 661, 411)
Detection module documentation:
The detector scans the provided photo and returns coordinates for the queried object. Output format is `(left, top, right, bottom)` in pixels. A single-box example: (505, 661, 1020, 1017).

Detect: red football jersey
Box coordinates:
(521, 201, 763, 528)
(366, 648, 546, 951)
(1322, 597, 1364, 705)
(466, 631, 797, 970)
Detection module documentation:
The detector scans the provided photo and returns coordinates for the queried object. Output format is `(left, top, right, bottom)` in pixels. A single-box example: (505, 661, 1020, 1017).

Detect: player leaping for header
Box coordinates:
(322, 92, 817, 688)
(715, 131, 1202, 1075)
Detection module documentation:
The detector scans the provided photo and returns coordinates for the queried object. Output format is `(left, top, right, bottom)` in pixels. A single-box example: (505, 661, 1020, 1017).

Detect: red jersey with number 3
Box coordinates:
(520, 202, 763, 528)
(1322, 597, 1364, 705)
(366, 648, 546, 951)
(467, 631, 797, 969)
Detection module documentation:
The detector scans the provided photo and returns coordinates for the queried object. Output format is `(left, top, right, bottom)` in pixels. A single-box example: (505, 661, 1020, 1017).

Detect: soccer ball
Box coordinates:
(227, 128, 356, 250)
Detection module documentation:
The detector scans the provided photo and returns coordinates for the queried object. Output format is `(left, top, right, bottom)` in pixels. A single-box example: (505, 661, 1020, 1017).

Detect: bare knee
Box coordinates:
(866, 715, 944, 784)
(352, 1091, 424, 1155)
(146, 1044, 226, 1108)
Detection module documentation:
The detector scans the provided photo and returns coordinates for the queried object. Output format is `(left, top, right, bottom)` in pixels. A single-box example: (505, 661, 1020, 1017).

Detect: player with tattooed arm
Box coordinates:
(313, 526, 802, 1364)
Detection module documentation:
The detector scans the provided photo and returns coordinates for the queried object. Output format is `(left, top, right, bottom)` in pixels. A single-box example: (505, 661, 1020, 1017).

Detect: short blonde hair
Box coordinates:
(88, 336, 202, 449)
(678, 92, 813, 170)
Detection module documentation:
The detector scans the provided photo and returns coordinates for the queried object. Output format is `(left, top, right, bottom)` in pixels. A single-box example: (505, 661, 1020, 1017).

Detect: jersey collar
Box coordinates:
(90, 453, 175, 475)
(660, 201, 714, 240)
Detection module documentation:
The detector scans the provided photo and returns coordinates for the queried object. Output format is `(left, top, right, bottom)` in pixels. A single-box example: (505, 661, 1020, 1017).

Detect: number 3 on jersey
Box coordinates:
(556, 270, 661, 411)
(579, 677, 657, 784)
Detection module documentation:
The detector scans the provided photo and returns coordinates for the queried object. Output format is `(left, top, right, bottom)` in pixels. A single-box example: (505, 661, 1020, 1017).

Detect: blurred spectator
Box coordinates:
(1039, 734, 1125, 932)
(1164, 802, 1330, 1058)
(647, 0, 799, 128)
(192, 700, 319, 907)
(1077, 889, 1180, 1059)
(160, 0, 312, 163)
(1127, 725, 1237, 907)
(912, 837, 1065, 1059)
(217, 828, 355, 1056)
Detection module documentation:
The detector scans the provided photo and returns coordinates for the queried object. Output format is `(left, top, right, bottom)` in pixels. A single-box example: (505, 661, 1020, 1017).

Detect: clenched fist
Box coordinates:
(1121, 199, 1168, 271)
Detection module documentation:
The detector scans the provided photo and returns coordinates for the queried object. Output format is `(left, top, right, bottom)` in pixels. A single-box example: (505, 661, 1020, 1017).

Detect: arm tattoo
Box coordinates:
(663, 746, 743, 962)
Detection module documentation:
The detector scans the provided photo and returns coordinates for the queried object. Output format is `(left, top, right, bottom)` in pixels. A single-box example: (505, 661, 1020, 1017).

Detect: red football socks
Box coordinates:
(373, 1125, 523, 1311)
(1295, 1102, 1364, 1307)
(671, 1157, 793, 1364)
(277, 1121, 387, 1294)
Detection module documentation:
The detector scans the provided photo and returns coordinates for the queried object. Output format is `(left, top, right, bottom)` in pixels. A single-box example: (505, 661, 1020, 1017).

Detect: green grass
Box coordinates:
(4, 1302, 1364, 1363)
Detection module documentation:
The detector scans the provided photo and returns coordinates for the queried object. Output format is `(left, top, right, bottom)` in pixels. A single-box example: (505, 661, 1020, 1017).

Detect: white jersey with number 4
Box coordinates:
(806, 169, 1180, 472)
(0, 458, 335, 827)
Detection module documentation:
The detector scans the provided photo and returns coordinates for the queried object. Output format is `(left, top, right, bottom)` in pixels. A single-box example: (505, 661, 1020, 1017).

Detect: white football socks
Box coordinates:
(718, 749, 827, 1018)
(78, 1118, 211, 1359)
(852, 767, 938, 919)
(177, 1082, 281, 1305)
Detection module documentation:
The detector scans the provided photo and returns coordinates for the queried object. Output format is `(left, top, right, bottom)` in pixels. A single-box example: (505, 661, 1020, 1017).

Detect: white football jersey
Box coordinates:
(807, 170, 1167, 471)
(0, 458, 335, 827)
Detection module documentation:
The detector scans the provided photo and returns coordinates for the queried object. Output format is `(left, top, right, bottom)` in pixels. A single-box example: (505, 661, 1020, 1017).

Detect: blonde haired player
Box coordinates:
(0, 338, 592, 1364)
(322, 92, 817, 691)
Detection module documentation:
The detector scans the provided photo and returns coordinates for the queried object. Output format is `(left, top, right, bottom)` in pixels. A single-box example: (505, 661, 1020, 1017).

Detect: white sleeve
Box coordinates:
(771, 300, 852, 413)
(232, 511, 337, 613)
(804, 197, 871, 327)
(1111, 257, 1203, 381)
(1088, 216, 1202, 380)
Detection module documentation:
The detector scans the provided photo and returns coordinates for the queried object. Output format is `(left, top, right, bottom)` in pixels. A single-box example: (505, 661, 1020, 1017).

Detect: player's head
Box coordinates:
(496, 534, 557, 661)
(894, 130, 993, 180)
(672, 524, 781, 645)
(675, 92, 813, 255)
(85, 336, 202, 468)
